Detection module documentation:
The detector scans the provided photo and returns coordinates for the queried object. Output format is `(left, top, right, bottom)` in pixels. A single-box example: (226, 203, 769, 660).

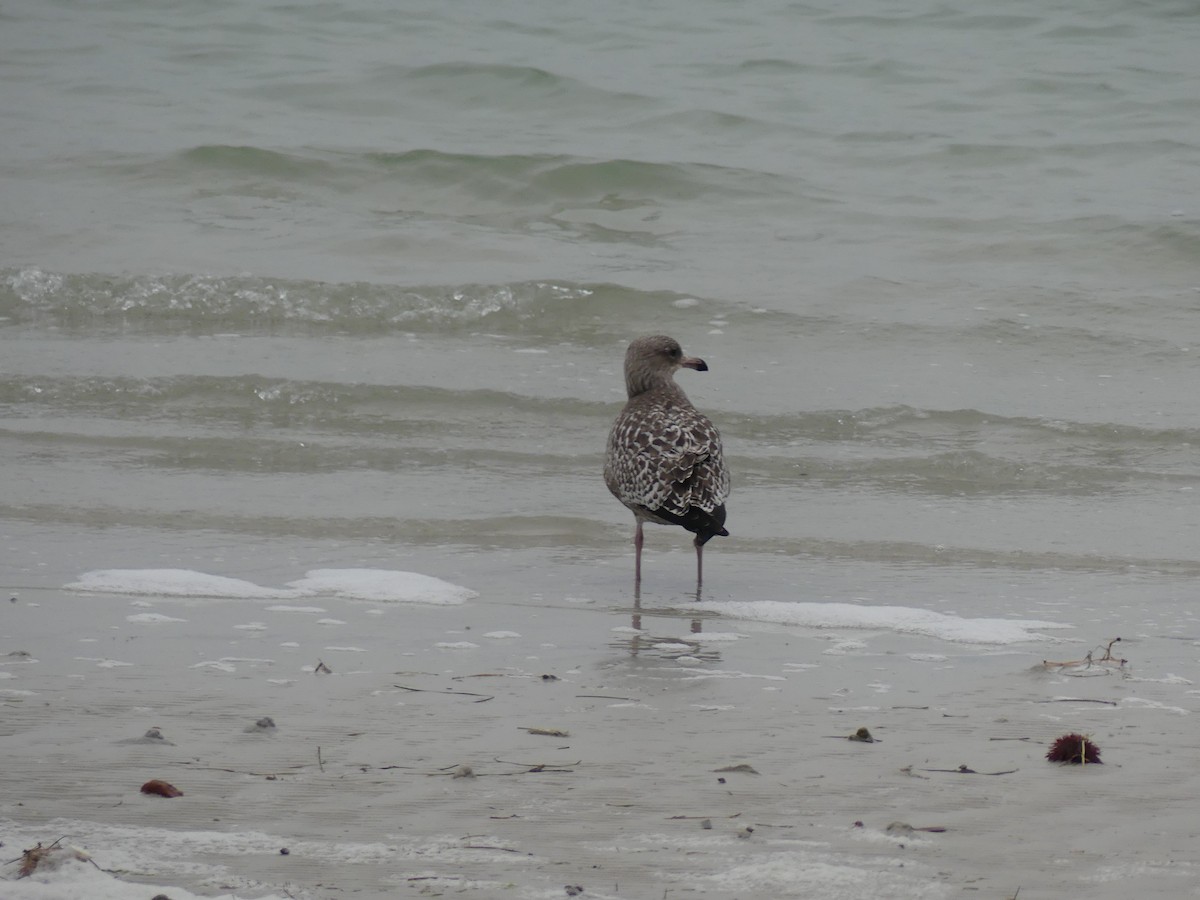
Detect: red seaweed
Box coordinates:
(1046, 733, 1102, 764)
(141, 778, 184, 797)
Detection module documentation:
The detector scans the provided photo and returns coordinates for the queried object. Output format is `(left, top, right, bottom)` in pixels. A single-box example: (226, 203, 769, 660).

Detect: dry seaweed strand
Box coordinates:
(918, 765, 1019, 775)
(8, 837, 102, 879)
(394, 683, 494, 702)
(493, 756, 580, 770)
(424, 757, 580, 776)
(520, 726, 569, 737)
(177, 761, 306, 776)
(15, 841, 58, 878)
(713, 763, 760, 774)
(823, 727, 878, 742)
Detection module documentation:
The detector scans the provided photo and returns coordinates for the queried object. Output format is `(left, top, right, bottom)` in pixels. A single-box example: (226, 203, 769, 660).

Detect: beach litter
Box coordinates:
(1040, 637, 1126, 676)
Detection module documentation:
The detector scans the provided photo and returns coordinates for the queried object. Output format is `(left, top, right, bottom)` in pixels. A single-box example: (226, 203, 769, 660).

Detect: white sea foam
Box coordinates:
(66, 569, 300, 599)
(0, 816, 394, 900)
(0, 857, 288, 900)
(125, 612, 187, 624)
(64, 568, 477, 606)
(1120, 697, 1188, 715)
(190, 660, 236, 673)
(696, 600, 1071, 644)
(708, 854, 951, 898)
(286, 568, 478, 604)
(75, 658, 133, 668)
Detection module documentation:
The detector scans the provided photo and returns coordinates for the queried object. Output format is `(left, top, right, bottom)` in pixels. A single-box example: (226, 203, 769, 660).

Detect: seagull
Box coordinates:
(604, 335, 730, 590)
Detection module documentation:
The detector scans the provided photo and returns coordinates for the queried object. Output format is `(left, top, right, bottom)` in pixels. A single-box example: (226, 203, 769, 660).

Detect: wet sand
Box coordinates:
(3, 575, 1199, 899)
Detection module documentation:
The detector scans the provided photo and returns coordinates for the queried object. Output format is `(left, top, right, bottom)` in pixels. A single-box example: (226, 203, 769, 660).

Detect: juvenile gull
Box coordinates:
(604, 335, 730, 589)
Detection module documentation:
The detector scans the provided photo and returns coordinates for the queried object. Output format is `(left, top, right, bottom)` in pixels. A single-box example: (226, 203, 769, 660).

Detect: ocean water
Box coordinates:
(6, 0, 1200, 613)
(5, 0, 1200, 606)
(3, 1, 1200, 894)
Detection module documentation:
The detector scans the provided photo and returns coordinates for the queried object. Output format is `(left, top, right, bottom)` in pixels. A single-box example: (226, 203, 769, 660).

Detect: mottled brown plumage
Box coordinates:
(604, 335, 729, 588)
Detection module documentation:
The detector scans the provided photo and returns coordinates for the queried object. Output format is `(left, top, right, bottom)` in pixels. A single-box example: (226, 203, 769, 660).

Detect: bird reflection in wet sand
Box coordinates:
(604, 335, 730, 596)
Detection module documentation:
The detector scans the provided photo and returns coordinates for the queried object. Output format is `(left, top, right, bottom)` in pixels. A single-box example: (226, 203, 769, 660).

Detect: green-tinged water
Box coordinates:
(4, 266, 1199, 583)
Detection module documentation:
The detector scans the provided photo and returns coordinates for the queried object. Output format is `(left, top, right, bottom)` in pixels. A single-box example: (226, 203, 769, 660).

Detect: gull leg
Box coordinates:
(694, 537, 704, 596)
(634, 520, 644, 587)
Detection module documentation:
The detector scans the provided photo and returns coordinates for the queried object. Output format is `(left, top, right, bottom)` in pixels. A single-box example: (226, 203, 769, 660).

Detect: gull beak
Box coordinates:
(680, 355, 709, 372)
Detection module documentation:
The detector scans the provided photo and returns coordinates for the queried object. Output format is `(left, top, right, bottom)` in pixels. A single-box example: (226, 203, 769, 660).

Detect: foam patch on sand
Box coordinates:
(66, 569, 300, 599)
(66, 568, 476, 606)
(0, 859, 292, 900)
(0, 816, 394, 900)
(286, 569, 478, 604)
(696, 600, 1071, 644)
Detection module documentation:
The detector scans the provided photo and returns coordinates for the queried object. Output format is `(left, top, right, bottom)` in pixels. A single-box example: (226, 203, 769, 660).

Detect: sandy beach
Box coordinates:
(4, 564, 1199, 900)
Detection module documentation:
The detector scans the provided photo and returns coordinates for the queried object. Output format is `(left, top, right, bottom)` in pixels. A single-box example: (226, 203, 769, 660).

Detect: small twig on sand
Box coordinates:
(918, 765, 1018, 775)
(317, 746, 324, 773)
(493, 756, 581, 767)
(461, 844, 527, 854)
(179, 765, 300, 776)
(423, 758, 579, 776)
(576, 694, 638, 700)
(394, 684, 494, 702)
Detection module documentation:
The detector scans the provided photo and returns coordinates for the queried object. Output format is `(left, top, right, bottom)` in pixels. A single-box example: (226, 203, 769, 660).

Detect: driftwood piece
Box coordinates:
(1040, 638, 1127, 675)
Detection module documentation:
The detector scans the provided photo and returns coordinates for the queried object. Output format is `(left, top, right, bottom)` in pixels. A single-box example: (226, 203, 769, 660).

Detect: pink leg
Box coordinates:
(634, 521, 644, 586)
